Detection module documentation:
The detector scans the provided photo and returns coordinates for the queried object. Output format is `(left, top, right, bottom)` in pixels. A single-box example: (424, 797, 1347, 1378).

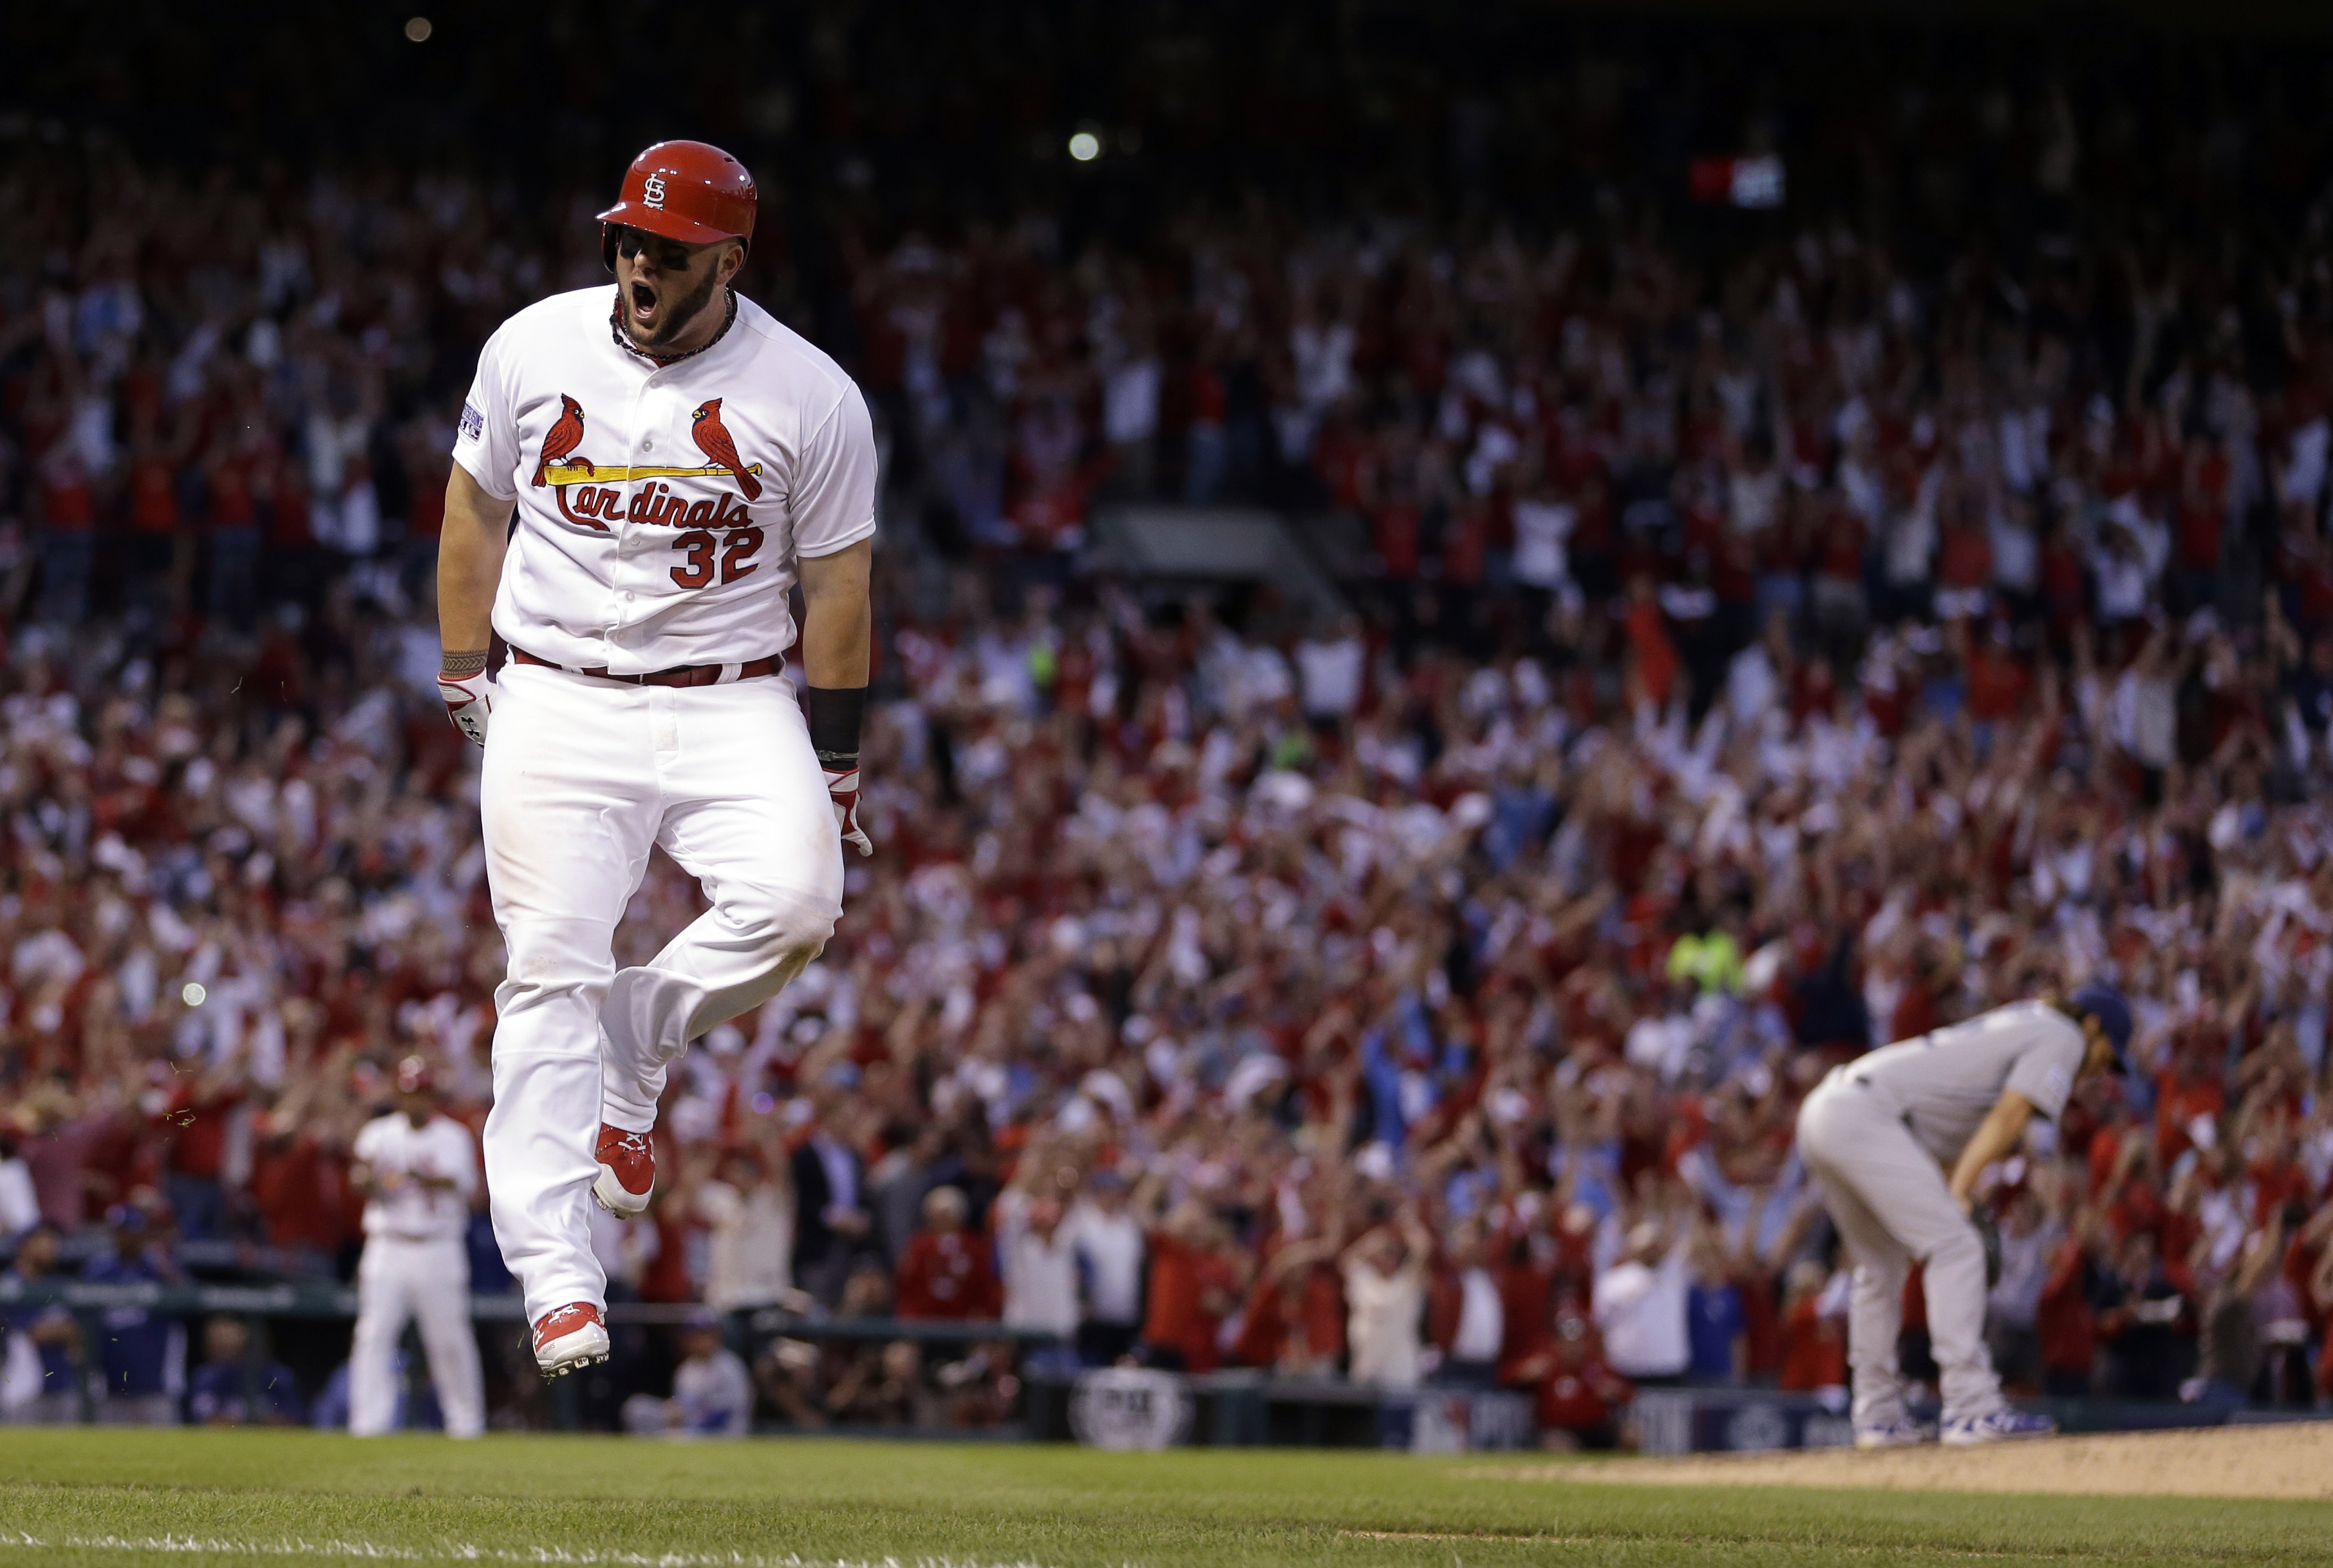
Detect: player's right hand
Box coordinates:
(439, 667, 493, 746)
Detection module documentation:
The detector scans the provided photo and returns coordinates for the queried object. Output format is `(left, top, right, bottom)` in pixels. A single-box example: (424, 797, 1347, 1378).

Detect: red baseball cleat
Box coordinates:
(531, 1303, 610, 1379)
(592, 1124, 655, 1217)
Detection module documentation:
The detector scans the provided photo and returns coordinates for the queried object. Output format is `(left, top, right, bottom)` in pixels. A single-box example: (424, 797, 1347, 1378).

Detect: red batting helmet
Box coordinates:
(598, 140, 757, 270)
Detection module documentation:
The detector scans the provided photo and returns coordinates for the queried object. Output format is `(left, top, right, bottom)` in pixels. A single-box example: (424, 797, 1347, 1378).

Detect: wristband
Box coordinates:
(805, 685, 867, 769)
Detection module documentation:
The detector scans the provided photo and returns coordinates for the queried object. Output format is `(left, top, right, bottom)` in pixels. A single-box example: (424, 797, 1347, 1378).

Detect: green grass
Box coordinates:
(0, 1431, 2327, 1568)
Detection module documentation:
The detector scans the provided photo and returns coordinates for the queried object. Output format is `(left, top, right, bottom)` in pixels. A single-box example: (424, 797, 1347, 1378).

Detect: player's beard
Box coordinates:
(621, 265, 726, 353)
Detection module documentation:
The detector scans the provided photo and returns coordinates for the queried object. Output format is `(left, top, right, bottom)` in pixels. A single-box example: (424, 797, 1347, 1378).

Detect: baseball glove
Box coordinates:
(1971, 1205, 2003, 1288)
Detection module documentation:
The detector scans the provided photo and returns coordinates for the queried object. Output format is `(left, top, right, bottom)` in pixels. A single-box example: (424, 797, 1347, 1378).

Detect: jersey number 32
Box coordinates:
(670, 527, 764, 589)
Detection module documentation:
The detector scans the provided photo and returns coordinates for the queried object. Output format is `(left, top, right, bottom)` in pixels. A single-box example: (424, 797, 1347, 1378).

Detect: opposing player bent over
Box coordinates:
(1795, 986, 2130, 1447)
(436, 141, 877, 1377)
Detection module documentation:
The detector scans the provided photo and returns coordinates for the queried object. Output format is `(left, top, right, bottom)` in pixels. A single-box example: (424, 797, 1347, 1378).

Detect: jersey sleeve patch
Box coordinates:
(458, 400, 486, 443)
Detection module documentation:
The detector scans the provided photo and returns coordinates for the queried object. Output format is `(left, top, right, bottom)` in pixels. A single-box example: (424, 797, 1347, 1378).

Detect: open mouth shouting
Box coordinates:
(626, 277, 664, 335)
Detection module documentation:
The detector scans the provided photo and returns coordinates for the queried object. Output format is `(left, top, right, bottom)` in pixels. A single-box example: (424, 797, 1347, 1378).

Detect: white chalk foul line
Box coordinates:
(0, 1535, 1071, 1568)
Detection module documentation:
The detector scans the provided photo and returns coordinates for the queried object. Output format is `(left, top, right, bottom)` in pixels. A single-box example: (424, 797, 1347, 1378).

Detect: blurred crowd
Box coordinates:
(5, 19, 2333, 1437)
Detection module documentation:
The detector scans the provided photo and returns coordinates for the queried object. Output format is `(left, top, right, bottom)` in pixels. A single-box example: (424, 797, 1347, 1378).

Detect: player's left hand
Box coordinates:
(825, 766, 873, 857)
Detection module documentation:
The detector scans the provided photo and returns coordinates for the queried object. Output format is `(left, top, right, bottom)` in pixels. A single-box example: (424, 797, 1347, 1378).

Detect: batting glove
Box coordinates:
(825, 766, 874, 857)
(439, 667, 494, 747)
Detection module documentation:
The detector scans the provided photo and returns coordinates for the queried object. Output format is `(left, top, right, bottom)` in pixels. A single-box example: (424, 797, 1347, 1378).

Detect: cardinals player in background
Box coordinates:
(348, 1057, 486, 1435)
(436, 140, 876, 1378)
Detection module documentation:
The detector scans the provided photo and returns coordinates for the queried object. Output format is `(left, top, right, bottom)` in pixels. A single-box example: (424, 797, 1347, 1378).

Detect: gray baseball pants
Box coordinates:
(1796, 1069, 2003, 1428)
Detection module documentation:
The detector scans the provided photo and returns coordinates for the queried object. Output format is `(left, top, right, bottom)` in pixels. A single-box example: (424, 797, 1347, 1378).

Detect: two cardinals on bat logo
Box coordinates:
(530, 395, 764, 532)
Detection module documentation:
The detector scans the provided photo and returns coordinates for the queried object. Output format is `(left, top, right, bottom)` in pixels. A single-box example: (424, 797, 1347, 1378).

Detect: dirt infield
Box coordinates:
(1475, 1420, 2333, 1500)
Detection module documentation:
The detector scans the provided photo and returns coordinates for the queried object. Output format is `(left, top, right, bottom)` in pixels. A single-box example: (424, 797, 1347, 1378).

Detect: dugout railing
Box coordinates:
(7, 1276, 2321, 1443)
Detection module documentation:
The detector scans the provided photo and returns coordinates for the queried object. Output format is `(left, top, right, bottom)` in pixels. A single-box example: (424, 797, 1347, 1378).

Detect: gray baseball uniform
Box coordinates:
(1795, 1001, 2085, 1429)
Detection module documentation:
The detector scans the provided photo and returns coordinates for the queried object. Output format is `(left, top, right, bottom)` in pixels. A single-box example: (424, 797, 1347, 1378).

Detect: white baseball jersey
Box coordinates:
(352, 1112, 480, 1240)
(1846, 1000, 2086, 1165)
(450, 286, 877, 674)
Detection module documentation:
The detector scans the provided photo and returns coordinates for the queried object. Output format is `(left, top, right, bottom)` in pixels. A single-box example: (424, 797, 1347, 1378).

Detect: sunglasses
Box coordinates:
(610, 226, 707, 272)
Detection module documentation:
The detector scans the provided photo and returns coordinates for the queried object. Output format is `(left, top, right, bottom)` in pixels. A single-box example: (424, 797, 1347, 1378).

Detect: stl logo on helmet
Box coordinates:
(642, 173, 667, 209)
(531, 395, 768, 590)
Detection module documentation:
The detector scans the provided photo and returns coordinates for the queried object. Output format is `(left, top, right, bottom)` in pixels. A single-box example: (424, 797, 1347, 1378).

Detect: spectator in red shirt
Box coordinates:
(1230, 1231, 1342, 1374)
(1728, 1201, 1808, 1386)
(2037, 1213, 2106, 1397)
(1624, 575, 1682, 713)
(160, 1065, 245, 1242)
(1136, 1193, 1244, 1373)
(1134, 1205, 1205, 1370)
(248, 1120, 353, 1263)
(1777, 1260, 1847, 1397)
(1515, 1311, 1632, 1451)
(2242, 1110, 2310, 1227)
(2155, 1044, 2228, 1170)
(1964, 624, 2030, 727)
(894, 1186, 999, 1321)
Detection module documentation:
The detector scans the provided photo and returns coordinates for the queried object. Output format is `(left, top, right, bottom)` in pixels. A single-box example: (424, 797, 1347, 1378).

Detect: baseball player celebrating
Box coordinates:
(1794, 985, 2131, 1446)
(349, 1056, 486, 1435)
(436, 140, 876, 1378)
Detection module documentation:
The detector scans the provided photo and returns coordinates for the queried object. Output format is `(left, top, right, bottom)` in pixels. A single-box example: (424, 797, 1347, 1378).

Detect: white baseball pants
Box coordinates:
(480, 660, 842, 1324)
(1795, 1070, 2003, 1428)
(349, 1234, 485, 1437)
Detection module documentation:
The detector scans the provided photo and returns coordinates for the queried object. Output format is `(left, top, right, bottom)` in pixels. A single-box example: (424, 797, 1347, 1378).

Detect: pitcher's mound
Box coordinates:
(1485, 1421, 2333, 1501)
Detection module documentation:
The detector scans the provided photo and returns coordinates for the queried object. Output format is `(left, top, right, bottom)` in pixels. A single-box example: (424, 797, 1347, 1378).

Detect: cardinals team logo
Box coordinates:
(689, 400, 762, 499)
(531, 395, 590, 487)
(534, 395, 765, 533)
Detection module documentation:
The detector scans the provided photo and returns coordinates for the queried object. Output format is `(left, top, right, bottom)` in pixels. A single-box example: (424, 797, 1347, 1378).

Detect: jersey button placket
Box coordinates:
(614, 382, 648, 663)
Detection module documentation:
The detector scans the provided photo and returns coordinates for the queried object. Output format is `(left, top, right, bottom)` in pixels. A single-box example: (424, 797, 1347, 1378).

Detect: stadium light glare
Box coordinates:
(1068, 131, 1101, 163)
(404, 16, 433, 42)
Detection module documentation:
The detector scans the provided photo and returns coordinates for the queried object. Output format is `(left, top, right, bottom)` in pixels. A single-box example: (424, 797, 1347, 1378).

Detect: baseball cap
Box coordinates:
(2066, 983, 2133, 1069)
